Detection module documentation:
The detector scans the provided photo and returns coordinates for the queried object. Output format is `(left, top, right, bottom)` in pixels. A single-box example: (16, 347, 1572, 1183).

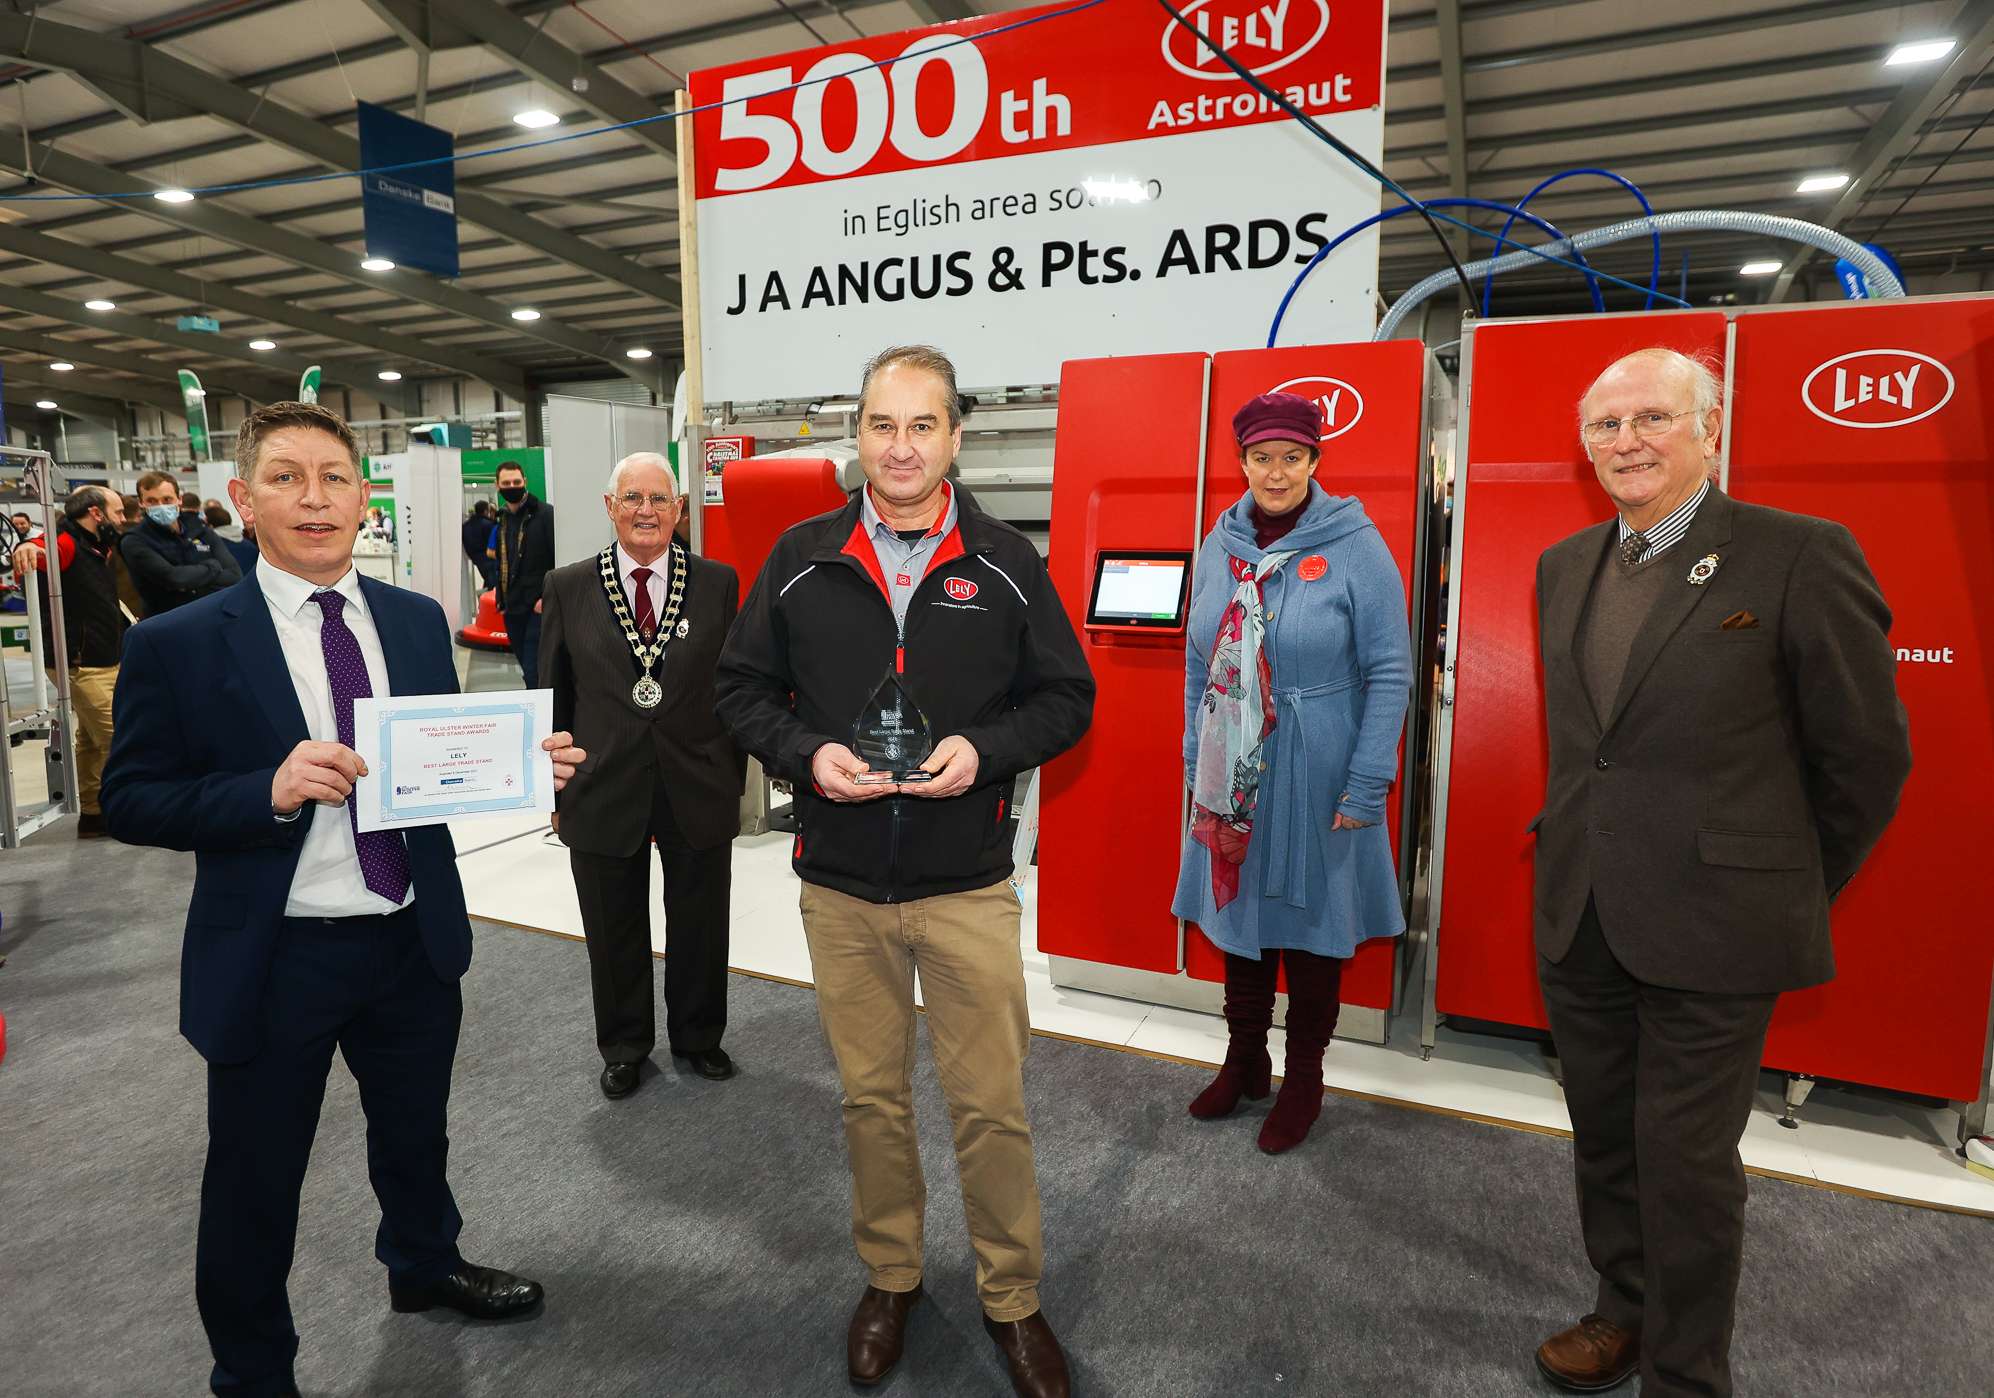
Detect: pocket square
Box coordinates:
(1720, 610, 1760, 631)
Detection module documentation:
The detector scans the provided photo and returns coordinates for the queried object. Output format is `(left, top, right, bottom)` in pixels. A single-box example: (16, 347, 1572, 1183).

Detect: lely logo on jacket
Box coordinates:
(1270, 375, 1364, 441)
(1162, 0, 1333, 81)
(943, 577, 979, 602)
(1801, 349, 1955, 429)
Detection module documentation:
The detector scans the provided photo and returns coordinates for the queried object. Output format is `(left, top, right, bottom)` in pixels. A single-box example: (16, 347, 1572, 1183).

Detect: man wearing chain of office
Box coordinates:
(539, 452, 745, 1099)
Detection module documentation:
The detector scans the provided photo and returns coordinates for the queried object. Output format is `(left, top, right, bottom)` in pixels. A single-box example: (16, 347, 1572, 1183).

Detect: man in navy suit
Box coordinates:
(101, 402, 586, 1398)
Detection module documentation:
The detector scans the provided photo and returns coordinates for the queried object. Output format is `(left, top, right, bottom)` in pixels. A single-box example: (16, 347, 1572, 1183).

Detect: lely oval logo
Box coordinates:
(1801, 349, 1955, 429)
(1270, 375, 1364, 442)
(944, 577, 978, 602)
(1161, 0, 1332, 82)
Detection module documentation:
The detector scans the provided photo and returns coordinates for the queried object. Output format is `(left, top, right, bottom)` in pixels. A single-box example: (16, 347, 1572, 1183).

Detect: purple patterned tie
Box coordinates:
(314, 590, 412, 903)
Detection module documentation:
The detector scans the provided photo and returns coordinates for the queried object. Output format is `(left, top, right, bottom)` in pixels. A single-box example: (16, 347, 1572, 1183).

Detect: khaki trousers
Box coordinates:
(57, 664, 117, 815)
(799, 878, 1043, 1321)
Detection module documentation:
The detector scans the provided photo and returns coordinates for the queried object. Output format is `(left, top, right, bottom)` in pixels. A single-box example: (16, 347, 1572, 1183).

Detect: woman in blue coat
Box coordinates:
(1172, 391, 1413, 1154)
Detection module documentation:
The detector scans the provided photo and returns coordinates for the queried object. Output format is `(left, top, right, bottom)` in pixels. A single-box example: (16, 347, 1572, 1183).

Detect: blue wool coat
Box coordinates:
(1170, 484, 1413, 960)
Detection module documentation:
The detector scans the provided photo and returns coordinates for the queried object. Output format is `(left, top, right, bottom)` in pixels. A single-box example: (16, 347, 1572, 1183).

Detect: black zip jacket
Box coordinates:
(119, 512, 241, 617)
(715, 489, 1094, 904)
(496, 494, 555, 615)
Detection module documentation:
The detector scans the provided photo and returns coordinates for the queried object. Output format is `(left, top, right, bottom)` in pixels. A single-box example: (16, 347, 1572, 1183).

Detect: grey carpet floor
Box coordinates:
(2, 829, 1989, 1398)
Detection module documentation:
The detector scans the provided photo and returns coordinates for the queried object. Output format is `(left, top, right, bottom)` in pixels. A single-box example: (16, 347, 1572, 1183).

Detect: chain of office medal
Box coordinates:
(598, 541, 685, 680)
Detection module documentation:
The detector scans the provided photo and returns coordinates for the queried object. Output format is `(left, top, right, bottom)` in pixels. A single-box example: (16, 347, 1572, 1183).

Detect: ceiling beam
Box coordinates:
(0, 13, 679, 310)
(0, 223, 528, 396)
(1, 366, 181, 415)
(0, 324, 241, 407)
(0, 124, 649, 384)
(1768, 0, 1994, 301)
(0, 285, 309, 391)
(1435, 0, 1470, 270)
(360, 0, 676, 163)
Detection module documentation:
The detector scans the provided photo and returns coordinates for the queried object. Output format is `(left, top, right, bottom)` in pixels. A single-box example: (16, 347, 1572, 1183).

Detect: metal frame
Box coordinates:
(1420, 292, 1994, 1144)
(1, 448, 80, 847)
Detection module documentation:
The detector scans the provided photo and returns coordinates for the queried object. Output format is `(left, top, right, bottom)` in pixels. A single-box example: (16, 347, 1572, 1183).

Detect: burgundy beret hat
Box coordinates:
(1232, 391, 1323, 449)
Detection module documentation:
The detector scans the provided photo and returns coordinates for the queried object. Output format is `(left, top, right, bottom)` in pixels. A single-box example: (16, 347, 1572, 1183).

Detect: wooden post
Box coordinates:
(674, 88, 708, 554)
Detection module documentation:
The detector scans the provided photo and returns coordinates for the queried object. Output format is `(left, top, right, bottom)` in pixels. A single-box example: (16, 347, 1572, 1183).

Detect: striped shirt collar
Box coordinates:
(1617, 480, 1710, 564)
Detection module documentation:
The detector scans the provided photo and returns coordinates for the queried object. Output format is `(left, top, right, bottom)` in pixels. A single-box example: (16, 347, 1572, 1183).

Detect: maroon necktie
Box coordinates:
(313, 590, 412, 904)
(629, 566, 657, 641)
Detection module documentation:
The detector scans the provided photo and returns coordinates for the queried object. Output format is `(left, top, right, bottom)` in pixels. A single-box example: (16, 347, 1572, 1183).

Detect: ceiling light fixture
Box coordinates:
(378, 369, 404, 382)
(513, 108, 560, 129)
(249, 339, 276, 351)
(154, 188, 195, 204)
(361, 257, 396, 272)
(1739, 260, 1783, 276)
(49, 361, 74, 372)
(625, 347, 653, 360)
(1886, 38, 1956, 65)
(36, 399, 57, 410)
(84, 298, 116, 311)
(511, 307, 542, 321)
(1796, 173, 1851, 194)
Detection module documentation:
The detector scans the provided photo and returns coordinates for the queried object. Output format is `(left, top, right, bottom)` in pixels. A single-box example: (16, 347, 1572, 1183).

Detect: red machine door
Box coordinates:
(1436, 312, 1730, 1031)
(1038, 353, 1211, 972)
(1186, 341, 1431, 1011)
(1727, 298, 1994, 1101)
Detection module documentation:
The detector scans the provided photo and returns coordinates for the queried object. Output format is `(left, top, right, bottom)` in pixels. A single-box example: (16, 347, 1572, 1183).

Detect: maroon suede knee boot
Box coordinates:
(1189, 952, 1278, 1119)
(1258, 950, 1343, 1154)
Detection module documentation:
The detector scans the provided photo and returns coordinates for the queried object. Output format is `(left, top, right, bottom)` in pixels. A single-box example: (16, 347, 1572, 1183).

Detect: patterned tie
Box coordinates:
(629, 566, 657, 641)
(313, 590, 412, 904)
(1619, 531, 1650, 567)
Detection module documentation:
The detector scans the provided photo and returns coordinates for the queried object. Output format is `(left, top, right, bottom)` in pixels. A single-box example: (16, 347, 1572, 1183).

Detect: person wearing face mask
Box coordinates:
(1172, 391, 1412, 1156)
(493, 461, 555, 686)
(120, 471, 241, 617)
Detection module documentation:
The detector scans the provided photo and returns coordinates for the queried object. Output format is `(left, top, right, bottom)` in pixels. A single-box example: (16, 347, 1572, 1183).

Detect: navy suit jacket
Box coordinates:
(101, 568, 473, 1065)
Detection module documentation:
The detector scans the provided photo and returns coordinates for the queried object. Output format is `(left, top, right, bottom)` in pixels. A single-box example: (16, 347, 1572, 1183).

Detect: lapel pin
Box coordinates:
(676, 617, 691, 639)
(1687, 553, 1721, 586)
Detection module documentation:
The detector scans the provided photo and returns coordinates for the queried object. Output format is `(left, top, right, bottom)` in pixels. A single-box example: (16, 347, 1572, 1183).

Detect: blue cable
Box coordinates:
(1268, 197, 1603, 348)
(1479, 168, 1660, 317)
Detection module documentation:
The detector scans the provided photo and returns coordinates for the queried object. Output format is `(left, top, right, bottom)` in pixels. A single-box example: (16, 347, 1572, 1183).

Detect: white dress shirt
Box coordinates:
(258, 557, 414, 918)
(617, 542, 670, 625)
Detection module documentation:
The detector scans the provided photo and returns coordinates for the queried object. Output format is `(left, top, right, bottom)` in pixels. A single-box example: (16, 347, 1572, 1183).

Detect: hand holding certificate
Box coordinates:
(352, 690, 583, 832)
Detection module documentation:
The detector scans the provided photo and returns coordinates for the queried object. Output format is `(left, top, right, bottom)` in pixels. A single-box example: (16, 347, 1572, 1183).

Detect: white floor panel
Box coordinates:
(458, 829, 1994, 1216)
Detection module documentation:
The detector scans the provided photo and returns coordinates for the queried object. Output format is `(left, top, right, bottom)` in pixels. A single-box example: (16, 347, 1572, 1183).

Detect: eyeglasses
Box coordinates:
(1581, 409, 1696, 448)
(614, 491, 680, 511)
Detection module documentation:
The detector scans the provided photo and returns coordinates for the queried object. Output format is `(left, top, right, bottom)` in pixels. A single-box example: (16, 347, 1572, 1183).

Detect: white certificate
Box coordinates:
(353, 690, 556, 832)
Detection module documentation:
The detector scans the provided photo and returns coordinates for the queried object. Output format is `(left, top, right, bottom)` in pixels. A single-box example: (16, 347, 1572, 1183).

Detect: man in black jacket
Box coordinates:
(12, 485, 128, 837)
(493, 461, 554, 685)
(120, 471, 241, 616)
(716, 346, 1092, 1398)
(462, 501, 498, 587)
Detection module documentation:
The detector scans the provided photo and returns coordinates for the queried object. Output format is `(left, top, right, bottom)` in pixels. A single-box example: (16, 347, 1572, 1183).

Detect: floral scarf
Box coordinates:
(1190, 549, 1294, 908)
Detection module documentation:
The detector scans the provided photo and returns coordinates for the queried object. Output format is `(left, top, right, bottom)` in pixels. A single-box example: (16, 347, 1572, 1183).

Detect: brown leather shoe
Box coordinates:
(847, 1283, 922, 1385)
(984, 1310, 1072, 1398)
(1535, 1313, 1639, 1392)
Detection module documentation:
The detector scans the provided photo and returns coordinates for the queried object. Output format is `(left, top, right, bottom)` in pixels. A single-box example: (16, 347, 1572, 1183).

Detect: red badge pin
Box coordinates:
(895, 573, 912, 587)
(1298, 555, 1328, 581)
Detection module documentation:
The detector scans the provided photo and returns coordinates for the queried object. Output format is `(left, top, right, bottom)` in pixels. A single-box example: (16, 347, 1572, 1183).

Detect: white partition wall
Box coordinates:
(374, 444, 462, 609)
(545, 395, 672, 567)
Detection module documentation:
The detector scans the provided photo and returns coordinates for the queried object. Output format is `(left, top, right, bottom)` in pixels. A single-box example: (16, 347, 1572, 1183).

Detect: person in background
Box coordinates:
(11, 485, 128, 838)
(11, 510, 42, 542)
(717, 344, 1094, 1398)
(205, 502, 244, 543)
(494, 461, 554, 686)
(223, 521, 260, 575)
(120, 471, 240, 616)
(541, 452, 744, 1098)
(462, 501, 499, 588)
(112, 493, 148, 617)
(1173, 392, 1412, 1155)
(101, 400, 586, 1398)
(1530, 348, 1911, 1397)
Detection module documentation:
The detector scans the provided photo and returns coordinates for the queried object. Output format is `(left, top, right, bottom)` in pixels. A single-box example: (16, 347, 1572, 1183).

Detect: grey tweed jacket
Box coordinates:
(1531, 487, 1911, 994)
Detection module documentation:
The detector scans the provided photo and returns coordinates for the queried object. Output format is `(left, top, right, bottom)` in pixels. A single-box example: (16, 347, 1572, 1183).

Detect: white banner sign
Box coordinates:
(689, 0, 1387, 402)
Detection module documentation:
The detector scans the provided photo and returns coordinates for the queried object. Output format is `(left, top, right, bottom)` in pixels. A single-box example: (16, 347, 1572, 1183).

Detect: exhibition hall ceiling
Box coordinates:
(0, 0, 1985, 409)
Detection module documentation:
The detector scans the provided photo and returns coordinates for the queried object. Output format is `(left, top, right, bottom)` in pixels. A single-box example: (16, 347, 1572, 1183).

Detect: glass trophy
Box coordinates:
(852, 669, 935, 784)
